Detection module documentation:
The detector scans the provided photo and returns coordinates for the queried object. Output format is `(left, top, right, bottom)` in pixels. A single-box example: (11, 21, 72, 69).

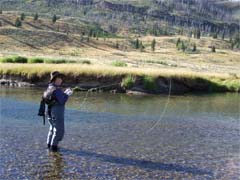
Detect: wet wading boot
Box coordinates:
(50, 145, 58, 152)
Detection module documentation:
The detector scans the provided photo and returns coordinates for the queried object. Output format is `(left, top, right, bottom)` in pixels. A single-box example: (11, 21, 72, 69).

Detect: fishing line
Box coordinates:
(145, 78, 172, 134)
(78, 89, 90, 110)
(76, 83, 121, 110)
(73, 79, 172, 134)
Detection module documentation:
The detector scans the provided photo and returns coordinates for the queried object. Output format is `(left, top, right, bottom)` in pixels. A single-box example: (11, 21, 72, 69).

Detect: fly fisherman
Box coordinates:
(43, 71, 73, 152)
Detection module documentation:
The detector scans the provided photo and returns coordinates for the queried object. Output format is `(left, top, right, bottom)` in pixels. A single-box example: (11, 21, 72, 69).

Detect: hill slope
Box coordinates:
(0, 0, 239, 36)
(0, 12, 239, 75)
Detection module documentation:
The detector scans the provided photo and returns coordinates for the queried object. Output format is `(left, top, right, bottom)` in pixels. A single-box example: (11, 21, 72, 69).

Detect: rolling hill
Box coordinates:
(0, 0, 239, 36)
(0, 0, 239, 76)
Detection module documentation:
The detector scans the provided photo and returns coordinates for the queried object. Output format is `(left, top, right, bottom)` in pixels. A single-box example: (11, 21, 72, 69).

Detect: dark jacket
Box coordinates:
(48, 83, 69, 105)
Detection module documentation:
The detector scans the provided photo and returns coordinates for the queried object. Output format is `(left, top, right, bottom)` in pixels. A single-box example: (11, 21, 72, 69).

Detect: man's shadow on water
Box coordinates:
(60, 148, 213, 176)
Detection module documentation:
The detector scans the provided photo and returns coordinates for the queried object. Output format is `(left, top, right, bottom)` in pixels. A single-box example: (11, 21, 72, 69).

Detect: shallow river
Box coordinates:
(0, 87, 239, 179)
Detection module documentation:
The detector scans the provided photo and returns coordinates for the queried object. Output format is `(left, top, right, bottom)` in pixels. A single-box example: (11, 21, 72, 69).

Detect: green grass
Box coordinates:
(143, 75, 157, 91)
(0, 56, 28, 63)
(112, 60, 127, 67)
(44, 59, 67, 64)
(0, 56, 78, 64)
(80, 60, 91, 64)
(0, 63, 239, 93)
(0, 57, 13, 63)
(13, 56, 28, 63)
(28, 57, 44, 63)
(0, 56, 93, 64)
(121, 75, 136, 89)
(210, 78, 240, 92)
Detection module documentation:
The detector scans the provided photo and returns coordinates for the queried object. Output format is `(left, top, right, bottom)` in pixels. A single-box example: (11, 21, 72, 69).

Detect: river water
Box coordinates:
(0, 87, 239, 179)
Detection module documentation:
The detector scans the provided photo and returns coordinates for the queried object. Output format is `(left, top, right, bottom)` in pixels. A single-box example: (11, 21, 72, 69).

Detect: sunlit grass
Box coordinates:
(0, 63, 239, 92)
(0, 63, 237, 79)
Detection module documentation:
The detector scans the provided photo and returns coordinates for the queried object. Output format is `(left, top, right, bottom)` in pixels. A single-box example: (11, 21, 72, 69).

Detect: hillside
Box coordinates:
(0, 1, 239, 74)
(0, 1, 240, 93)
(0, 0, 239, 36)
(0, 12, 239, 76)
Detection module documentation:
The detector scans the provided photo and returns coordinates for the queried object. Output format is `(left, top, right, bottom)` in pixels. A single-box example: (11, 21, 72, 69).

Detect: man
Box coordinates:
(44, 71, 73, 152)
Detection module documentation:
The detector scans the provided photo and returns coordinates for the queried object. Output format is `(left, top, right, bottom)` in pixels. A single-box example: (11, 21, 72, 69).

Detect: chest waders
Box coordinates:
(39, 84, 67, 151)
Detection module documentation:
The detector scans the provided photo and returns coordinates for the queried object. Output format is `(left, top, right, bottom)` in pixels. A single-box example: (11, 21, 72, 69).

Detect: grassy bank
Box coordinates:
(0, 63, 239, 93)
(0, 56, 92, 64)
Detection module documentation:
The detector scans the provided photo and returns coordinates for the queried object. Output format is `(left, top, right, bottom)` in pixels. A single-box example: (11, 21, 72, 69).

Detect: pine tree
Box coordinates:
(231, 42, 234, 50)
(221, 32, 225, 40)
(116, 41, 119, 49)
(178, 28, 183, 35)
(80, 34, 84, 42)
(176, 38, 181, 47)
(20, 13, 25, 21)
(211, 46, 216, 53)
(230, 38, 234, 50)
(88, 29, 93, 37)
(52, 14, 57, 23)
(86, 36, 90, 43)
(140, 41, 145, 52)
(15, 18, 22, 27)
(233, 33, 240, 49)
(34, 13, 38, 21)
(196, 29, 201, 39)
(194, 29, 201, 39)
(188, 31, 193, 38)
(135, 39, 140, 49)
(213, 33, 218, 39)
(193, 43, 197, 52)
(181, 41, 186, 52)
(151, 39, 156, 52)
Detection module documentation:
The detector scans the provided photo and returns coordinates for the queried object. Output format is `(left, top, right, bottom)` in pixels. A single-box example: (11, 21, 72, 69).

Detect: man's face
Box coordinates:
(54, 77, 63, 86)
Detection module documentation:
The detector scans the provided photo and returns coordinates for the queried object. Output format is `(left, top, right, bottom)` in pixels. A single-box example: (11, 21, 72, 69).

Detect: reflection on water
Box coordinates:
(46, 152, 65, 179)
(0, 87, 239, 179)
(1, 87, 239, 118)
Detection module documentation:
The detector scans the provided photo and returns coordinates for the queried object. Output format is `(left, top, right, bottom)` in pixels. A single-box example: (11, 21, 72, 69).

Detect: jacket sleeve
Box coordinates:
(53, 88, 69, 105)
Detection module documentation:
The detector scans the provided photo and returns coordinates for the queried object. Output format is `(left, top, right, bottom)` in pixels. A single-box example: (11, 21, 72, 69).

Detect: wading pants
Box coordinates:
(47, 105, 65, 146)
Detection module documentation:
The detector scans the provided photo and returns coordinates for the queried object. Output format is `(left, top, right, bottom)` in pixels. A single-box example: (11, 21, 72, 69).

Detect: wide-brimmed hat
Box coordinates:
(50, 71, 65, 82)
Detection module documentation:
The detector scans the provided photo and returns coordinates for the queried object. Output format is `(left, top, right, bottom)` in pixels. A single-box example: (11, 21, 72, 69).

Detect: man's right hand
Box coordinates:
(64, 88, 73, 96)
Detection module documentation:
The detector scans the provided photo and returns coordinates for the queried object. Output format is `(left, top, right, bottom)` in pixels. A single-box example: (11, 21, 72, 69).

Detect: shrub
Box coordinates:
(13, 56, 27, 63)
(112, 60, 127, 67)
(67, 60, 77, 63)
(28, 57, 44, 63)
(181, 41, 186, 52)
(211, 46, 216, 53)
(151, 39, 156, 52)
(81, 60, 91, 64)
(0, 56, 28, 63)
(212, 33, 218, 39)
(52, 14, 57, 23)
(176, 38, 181, 47)
(15, 18, 22, 27)
(44, 59, 66, 64)
(20, 13, 25, 21)
(0, 57, 13, 63)
(143, 75, 156, 91)
(192, 43, 197, 52)
(33, 13, 38, 21)
(135, 39, 139, 49)
(121, 75, 135, 89)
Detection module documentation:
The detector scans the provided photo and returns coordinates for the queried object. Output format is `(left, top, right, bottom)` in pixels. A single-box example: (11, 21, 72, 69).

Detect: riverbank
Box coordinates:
(0, 63, 239, 94)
